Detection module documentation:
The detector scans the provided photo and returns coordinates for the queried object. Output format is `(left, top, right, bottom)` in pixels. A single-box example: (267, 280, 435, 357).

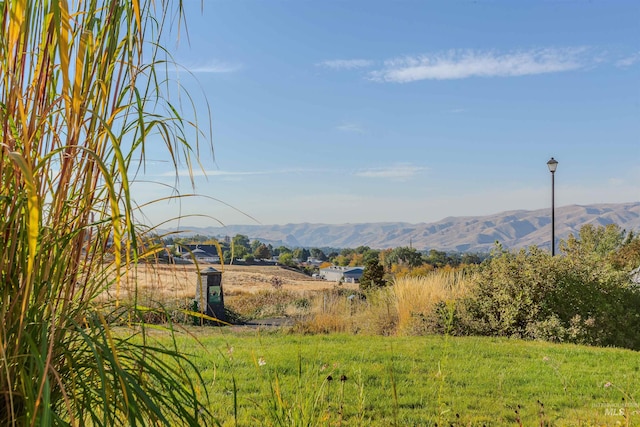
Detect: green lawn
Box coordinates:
(146, 327, 640, 426)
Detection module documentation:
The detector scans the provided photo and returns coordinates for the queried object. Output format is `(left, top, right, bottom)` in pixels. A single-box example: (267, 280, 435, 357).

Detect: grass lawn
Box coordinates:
(144, 327, 639, 426)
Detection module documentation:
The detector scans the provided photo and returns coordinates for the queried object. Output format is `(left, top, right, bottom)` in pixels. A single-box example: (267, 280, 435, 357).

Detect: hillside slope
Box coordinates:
(172, 202, 640, 252)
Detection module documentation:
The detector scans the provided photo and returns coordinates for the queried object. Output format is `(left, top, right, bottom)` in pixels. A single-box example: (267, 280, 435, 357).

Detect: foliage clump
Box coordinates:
(451, 224, 640, 349)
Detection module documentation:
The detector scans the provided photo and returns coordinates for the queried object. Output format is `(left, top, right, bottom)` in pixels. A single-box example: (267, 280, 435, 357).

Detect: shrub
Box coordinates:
(459, 246, 558, 338)
(457, 239, 640, 349)
(550, 259, 640, 348)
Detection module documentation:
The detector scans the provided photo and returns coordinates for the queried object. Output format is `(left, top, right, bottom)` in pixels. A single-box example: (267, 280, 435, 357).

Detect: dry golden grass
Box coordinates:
(394, 270, 474, 334)
(294, 287, 398, 335)
(100, 263, 355, 307)
(296, 270, 475, 336)
(100, 264, 474, 335)
(298, 289, 355, 333)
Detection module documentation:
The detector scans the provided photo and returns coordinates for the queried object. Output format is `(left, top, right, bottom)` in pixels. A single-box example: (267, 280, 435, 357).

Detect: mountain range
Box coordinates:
(171, 202, 640, 252)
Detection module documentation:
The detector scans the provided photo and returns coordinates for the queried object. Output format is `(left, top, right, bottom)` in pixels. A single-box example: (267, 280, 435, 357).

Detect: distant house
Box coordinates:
(319, 266, 364, 283)
(305, 257, 324, 267)
(181, 247, 220, 264)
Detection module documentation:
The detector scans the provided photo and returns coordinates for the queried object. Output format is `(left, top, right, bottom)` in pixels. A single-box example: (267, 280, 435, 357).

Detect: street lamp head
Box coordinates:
(547, 157, 558, 173)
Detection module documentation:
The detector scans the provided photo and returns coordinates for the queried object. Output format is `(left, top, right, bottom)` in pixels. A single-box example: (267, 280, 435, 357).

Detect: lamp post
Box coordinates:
(547, 157, 558, 256)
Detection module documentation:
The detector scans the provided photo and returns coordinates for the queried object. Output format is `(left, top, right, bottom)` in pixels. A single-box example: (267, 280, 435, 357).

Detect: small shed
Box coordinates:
(194, 267, 226, 323)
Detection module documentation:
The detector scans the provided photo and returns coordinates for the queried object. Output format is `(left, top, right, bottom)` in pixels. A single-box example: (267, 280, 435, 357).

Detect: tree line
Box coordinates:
(163, 234, 488, 277)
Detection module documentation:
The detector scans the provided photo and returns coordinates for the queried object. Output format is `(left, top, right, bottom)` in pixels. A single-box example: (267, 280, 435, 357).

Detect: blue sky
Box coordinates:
(135, 0, 639, 227)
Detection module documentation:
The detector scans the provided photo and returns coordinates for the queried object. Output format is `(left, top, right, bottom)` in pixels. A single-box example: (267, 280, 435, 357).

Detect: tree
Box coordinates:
(340, 248, 355, 257)
(363, 249, 381, 263)
(274, 245, 291, 256)
(0, 0, 211, 424)
(251, 239, 262, 253)
(293, 247, 310, 262)
(278, 252, 295, 266)
(385, 247, 424, 269)
(611, 232, 640, 270)
(254, 243, 272, 260)
(349, 253, 365, 266)
(425, 249, 449, 267)
(233, 245, 248, 260)
(560, 223, 626, 262)
(189, 234, 210, 243)
(360, 258, 387, 291)
(461, 252, 485, 265)
(310, 247, 327, 261)
(233, 234, 251, 252)
(333, 255, 350, 266)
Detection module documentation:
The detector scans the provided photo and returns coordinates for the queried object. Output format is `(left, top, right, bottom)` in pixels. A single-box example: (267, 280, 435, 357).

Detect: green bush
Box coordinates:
(455, 234, 640, 349)
(457, 245, 558, 338)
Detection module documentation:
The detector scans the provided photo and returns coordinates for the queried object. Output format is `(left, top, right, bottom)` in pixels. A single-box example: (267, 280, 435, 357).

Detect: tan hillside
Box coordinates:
(175, 202, 640, 252)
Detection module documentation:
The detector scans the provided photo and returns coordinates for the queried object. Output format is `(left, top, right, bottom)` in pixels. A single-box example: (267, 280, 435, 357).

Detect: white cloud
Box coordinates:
(608, 178, 625, 186)
(355, 164, 426, 180)
(369, 48, 587, 83)
(616, 52, 640, 68)
(186, 60, 242, 73)
(336, 122, 365, 133)
(317, 59, 374, 70)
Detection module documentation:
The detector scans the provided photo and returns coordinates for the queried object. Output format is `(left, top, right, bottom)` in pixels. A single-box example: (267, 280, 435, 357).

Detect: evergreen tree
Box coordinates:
(360, 258, 386, 291)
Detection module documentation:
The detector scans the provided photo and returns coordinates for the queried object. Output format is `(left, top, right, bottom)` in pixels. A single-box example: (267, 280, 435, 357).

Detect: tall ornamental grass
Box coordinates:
(294, 271, 474, 336)
(1, 0, 212, 425)
(394, 270, 473, 334)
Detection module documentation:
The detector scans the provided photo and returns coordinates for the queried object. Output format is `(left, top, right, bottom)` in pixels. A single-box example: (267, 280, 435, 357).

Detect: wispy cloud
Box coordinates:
(355, 164, 426, 180)
(185, 60, 242, 73)
(608, 178, 625, 186)
(369, 48, 587, 83)
(317, 59, 374, 70)
(166, 167, 326, 178)
(336, 122, 365, 133)
(616, 52, 640, 68)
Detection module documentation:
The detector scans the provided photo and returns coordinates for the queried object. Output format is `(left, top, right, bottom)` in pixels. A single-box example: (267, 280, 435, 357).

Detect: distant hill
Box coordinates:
(168, 202, 640, 252)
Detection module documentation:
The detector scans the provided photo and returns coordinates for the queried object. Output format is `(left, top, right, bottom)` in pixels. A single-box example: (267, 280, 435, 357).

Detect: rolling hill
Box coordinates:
(170, 202, 640, 252)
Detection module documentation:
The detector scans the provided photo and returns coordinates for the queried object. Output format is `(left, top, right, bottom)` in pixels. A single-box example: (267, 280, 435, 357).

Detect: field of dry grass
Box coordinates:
(101, 263, 355, 307)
